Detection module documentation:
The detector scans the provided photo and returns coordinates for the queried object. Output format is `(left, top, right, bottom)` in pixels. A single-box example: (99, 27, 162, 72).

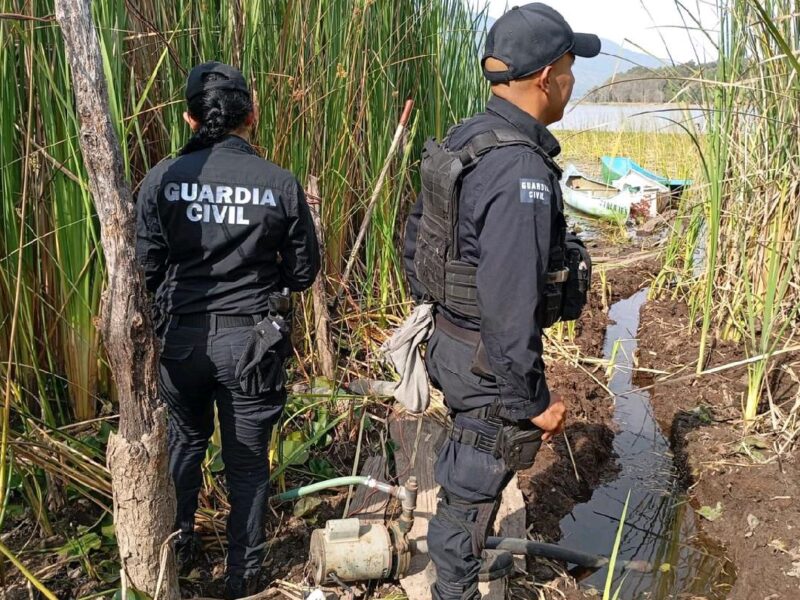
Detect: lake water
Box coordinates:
(553, 103, 705, 133)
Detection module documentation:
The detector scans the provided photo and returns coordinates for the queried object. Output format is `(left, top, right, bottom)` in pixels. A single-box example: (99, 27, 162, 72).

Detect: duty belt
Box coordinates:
(449, 406, 505, 456)
(449, 422, 500, 455)
(435, 312, 480, 345)
(171, 314, 260, 328)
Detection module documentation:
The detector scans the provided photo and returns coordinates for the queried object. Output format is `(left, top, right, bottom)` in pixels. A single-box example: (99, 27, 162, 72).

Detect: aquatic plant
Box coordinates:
(653, 0, 800, 427)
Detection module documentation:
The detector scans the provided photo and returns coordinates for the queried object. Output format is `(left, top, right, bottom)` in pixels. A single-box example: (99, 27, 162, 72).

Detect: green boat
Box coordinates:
(600, 156, 692, 191)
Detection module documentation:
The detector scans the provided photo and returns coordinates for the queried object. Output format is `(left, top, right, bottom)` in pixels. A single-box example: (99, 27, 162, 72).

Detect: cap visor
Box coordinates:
(572, 33, 601, 58)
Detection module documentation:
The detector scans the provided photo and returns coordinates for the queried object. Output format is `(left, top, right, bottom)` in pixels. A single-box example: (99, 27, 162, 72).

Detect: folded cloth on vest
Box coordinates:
(380, 302, 435, 413)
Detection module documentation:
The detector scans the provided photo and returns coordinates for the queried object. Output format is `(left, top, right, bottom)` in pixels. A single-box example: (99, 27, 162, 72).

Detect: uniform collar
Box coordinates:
(212, 134, 258, 155)
(486, 95, 561, 157)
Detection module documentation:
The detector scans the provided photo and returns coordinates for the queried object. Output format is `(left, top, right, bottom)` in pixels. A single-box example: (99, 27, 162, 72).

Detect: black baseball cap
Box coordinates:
(482, 3, 601, 83)
(185, 61, 250, 102)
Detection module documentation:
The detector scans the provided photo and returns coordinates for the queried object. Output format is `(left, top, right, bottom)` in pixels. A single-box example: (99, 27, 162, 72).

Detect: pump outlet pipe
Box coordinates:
(485, 537, 652, 573)
(411, 538, 651, 573)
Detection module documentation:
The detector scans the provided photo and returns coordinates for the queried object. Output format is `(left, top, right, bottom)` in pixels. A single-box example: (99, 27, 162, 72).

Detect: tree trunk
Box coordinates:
(306, 176, 336, 381)
(54, 1, 178, 598)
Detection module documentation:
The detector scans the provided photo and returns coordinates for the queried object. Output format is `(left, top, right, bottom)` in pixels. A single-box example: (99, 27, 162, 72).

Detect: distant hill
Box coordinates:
(586, 61, 716, 103)
(572, 39, 664, 99)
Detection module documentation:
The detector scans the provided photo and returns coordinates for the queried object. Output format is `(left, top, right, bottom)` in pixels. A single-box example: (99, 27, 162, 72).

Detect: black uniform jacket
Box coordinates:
(404, 96, 565, 420)
(136, 135, 320, 314)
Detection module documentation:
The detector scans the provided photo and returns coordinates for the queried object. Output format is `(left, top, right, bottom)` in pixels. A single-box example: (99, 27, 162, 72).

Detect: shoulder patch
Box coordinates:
(519, 178, 551, 205)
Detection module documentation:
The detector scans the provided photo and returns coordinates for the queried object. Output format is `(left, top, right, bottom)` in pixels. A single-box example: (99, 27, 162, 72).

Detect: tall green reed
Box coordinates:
(653, 0, 800, 425)
(0, 0, 489, 565)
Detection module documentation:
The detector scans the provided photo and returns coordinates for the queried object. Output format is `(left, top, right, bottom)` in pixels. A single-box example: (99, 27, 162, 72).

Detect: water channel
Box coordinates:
(559, 289, 736, 599)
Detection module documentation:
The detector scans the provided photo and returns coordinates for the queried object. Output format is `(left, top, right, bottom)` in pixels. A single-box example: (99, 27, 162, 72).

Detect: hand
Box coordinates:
(530, 394, 566, 442)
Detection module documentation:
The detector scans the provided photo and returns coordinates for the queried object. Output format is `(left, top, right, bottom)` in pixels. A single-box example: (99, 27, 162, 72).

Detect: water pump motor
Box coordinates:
(308, 476, 417, 585)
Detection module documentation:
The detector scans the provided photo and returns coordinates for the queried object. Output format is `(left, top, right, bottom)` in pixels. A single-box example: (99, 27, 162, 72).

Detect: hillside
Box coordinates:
(572, 38, 664, 98)
(586, 61, 715, 103)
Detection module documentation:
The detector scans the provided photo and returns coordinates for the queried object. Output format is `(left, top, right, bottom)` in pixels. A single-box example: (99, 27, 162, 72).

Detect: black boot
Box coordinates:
(223, 573, 260, 600)
(477, 549, 514, 582)
(173, 531, 200, 576)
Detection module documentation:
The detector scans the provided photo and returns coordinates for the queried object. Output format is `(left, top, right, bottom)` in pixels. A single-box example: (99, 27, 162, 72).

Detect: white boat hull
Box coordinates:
(560, 164, 642, 221)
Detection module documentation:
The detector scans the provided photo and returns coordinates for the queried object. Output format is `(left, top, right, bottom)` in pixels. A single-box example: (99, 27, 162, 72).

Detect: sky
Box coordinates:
(484, 0, 719, 64)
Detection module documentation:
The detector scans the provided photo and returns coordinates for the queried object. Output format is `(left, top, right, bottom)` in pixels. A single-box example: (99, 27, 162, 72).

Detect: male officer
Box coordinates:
(404, 5, 599, 598)
(136, 62, 319, 598)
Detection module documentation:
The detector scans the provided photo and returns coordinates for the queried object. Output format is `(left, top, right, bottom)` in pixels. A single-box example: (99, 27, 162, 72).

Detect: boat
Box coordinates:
(560, 164, 644, 221)
(600, 155, 692, 191)
(610, 170, 673, 215)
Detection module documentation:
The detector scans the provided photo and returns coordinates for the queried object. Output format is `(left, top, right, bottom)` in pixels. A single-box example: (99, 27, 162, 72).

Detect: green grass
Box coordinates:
(603, 490, 630, 600)
(559, 129, 698, 183)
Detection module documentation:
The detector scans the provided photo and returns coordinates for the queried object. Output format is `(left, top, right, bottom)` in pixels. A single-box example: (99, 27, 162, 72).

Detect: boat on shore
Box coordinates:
(600, 155, 692, 191)
(561, 165, 642, 221)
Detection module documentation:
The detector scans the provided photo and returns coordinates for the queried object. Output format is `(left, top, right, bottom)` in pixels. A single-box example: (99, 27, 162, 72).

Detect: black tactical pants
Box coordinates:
(159, 315, 285, 579)
(425, 327, 516, 600)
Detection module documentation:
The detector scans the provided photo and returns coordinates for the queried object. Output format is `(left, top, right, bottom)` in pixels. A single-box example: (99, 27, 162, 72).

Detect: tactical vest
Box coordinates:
(414, 127, 590, 327)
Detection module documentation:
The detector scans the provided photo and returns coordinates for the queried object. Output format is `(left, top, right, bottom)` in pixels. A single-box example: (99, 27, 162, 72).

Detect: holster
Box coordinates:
(450, 407, 543, 472)
(499, 422, 543, 471)
(538, 268, 569, 329)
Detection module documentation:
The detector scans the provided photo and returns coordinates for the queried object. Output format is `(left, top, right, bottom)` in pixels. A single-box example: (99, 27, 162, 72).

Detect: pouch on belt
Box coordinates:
(235, 316, 290, 395)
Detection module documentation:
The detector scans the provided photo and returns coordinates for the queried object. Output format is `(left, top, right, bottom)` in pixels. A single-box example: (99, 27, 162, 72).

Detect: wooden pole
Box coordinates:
(54, 1, 178, 597)
(336, 99, 414, 304)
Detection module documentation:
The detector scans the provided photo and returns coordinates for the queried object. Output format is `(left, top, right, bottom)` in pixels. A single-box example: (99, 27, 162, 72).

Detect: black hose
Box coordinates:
(484, 537, 652, 573)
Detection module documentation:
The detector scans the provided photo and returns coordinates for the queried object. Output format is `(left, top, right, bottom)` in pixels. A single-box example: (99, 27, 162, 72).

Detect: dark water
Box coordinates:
(565, 208, 606, 242)
(559, 289, 736, 599)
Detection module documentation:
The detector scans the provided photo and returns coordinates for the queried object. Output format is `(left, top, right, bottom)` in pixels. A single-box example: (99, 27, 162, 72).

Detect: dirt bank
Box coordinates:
(637, 299, 800, 600)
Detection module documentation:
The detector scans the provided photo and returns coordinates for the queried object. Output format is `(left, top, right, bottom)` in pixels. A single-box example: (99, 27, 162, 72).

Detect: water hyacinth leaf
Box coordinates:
(5, 503, 26, 519)
(112, 588, 152, 600)
(57, 532, 102, 557)
(281, 431, 310, 466)
(697, 502, 723, 522)
(8, 471, 23, 492)
(207, 444, 226, 473)
(97, 559, 121, 583)
(293, 495, 322, 518)
(308, 458, 337, 479)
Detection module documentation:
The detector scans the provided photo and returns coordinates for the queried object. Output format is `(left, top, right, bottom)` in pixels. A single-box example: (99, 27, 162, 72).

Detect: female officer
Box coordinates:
(135, 61, 320, 599)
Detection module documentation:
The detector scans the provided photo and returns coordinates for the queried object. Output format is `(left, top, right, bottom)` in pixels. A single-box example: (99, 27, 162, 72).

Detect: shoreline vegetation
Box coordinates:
(1, 0, 798, 599)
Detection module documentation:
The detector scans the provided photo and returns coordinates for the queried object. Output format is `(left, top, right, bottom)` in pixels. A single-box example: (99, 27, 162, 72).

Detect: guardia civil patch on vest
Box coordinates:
(519, 178, 551, 205)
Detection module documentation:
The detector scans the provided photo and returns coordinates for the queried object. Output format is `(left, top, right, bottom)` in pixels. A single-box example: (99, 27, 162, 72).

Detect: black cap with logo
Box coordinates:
(482, 3, 601, 83)
(185, 61, 250, 102)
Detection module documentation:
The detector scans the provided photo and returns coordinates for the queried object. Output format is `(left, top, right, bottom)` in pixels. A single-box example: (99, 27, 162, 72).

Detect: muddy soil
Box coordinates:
(637, 299, 800, 600)
(1, 245, 660, 600)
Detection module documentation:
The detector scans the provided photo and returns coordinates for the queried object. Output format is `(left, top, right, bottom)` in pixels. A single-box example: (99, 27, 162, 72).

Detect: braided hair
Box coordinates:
(181, 72, 253, 155)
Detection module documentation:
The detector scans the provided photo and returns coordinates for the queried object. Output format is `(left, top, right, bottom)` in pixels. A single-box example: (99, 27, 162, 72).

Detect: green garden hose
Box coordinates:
(272, 476, 372, 503)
